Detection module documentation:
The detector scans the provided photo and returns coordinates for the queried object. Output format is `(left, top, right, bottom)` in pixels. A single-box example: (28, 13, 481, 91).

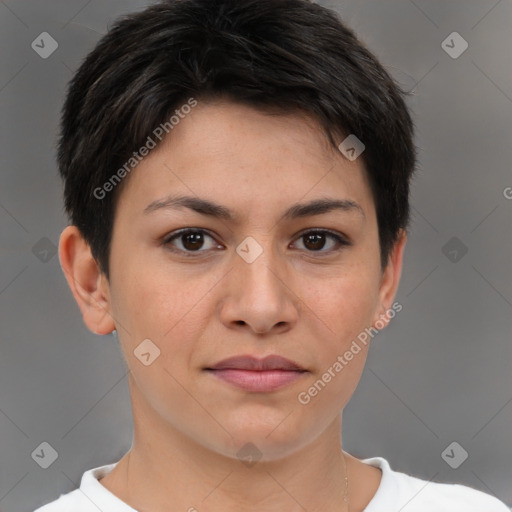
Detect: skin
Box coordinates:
(59, 99, 407, 512)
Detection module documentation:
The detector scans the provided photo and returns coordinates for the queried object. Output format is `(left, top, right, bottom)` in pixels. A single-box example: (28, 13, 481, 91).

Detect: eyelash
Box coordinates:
(162, 228, 351, 257)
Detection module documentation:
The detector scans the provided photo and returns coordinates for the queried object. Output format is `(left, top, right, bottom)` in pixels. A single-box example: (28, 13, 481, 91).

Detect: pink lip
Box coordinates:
(207, 354, 305, 371)
(205, 354, 308, 392)
(206, 368, 306, 392)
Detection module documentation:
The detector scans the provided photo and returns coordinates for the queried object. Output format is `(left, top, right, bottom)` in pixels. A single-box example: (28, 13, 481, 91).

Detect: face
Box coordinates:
(62, 99, 405, 462)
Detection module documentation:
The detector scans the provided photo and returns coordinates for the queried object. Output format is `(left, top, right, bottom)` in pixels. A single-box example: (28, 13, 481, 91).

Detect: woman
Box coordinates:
(34, 0, 509, 510)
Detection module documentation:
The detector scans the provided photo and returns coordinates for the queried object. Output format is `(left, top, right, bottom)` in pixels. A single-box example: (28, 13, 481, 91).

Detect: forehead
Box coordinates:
(114, 100, 375, 222)
(164, 99, 339, 165)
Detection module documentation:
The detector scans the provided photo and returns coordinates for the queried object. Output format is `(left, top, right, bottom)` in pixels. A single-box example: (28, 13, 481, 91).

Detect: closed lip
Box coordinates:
(205, 355, 306, 371)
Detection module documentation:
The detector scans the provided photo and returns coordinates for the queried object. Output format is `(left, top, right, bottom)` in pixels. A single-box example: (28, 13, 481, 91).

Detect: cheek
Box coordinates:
(295, 274, 377, 418)
(111, 259, 219, 368)
(303, 266, 379, 347)
(111, 252, 185, 331)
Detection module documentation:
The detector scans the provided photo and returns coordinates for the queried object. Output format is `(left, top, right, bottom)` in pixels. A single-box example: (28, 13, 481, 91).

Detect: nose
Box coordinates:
(219, 241, 299, 335)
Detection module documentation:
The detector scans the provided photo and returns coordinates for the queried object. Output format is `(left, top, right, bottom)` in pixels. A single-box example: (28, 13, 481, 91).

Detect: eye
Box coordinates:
(162, 228, 350, 257)
(292, 229, 350, 253)
(163, 229, 222, 255)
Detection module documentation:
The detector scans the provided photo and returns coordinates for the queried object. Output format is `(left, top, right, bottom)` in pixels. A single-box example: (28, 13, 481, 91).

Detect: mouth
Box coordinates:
(204, 354, 308, 392)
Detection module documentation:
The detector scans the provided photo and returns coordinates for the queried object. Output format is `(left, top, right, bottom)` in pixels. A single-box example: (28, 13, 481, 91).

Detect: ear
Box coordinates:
(58, 225, 116, 335)
(371, 229, 407, 330)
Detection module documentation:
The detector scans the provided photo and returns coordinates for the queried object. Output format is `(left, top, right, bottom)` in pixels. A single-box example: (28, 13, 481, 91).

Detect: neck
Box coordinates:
(100, 377, 360, 512)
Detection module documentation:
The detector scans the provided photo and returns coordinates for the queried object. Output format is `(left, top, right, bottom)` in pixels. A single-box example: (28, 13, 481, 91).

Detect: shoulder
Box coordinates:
(362, 456, 510, 512)
(32, 461, 129, 512)
(33, 489, 93, 512)
(405, 478, 510, 511)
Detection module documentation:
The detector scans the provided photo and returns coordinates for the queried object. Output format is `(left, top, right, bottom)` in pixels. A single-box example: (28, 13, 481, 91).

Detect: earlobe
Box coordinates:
(58, 225, 116, 335)
(372, 229, 407, 329)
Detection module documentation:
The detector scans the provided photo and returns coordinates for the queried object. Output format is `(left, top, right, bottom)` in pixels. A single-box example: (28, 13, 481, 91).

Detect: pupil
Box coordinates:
(183, 232, 203, 250)
(305, 233, 325, 250)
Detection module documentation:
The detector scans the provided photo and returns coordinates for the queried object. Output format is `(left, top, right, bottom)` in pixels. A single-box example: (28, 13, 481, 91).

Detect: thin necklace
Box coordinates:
(342, 450, 349, 511)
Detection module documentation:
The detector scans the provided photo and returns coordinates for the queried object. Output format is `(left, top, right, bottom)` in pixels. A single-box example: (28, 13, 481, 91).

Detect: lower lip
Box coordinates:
(206, 369, 307, 392)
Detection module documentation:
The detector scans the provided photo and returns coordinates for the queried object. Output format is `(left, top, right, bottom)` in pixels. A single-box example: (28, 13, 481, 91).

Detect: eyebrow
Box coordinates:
(143, 194, 365, 222)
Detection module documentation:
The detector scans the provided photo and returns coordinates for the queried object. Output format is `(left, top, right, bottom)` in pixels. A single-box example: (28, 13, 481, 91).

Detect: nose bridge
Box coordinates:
(221, 233, 298, 333)
(235, 234, 283, 295)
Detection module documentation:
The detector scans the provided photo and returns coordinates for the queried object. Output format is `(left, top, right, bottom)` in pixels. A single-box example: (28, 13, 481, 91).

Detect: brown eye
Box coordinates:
(303, 232, 327, 250)
(294, 230, 350, 253)
(181, 231, 205, 250)
(164, 229, 220, 255)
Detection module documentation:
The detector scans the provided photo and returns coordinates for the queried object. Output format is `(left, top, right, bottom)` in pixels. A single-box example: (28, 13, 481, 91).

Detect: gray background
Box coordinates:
(0, 0, 511, 510)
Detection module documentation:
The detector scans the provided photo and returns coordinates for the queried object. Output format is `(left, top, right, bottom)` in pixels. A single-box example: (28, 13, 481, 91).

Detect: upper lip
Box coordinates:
(206, 355, 306, 371)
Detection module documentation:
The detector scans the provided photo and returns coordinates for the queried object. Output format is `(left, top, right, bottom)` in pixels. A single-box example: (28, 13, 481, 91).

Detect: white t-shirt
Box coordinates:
(33, 456, 510, 512)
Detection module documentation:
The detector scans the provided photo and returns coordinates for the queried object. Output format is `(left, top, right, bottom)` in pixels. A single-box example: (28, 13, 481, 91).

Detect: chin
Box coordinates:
(209, 424, 310, 464)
